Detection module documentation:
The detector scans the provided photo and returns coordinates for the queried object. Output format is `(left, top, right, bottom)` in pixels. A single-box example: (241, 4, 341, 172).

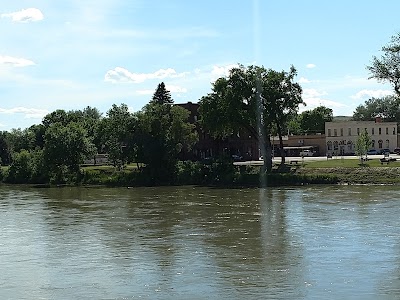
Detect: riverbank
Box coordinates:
(294, 166, 400, 185)
(78, 164, 400, 187)
(2, 160, 400, 187)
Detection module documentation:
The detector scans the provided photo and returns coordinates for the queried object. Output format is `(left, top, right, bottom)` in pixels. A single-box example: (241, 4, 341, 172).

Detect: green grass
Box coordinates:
(82, 163, 142, 171)
(303, 158, 400, 168)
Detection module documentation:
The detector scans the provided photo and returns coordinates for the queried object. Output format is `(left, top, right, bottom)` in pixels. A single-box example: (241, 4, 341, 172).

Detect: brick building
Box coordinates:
(176, 102, 259, 160)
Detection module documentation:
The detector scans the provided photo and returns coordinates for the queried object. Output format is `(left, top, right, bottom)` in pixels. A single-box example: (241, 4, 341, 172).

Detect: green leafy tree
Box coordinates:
(353, 96, 400, 121)
(355, 130, 372, 163)
(264, 66, 304, 164)
(7, 128, 36, 154)
(367, 32, 400, 96)
(7, 149, 47, 183)
(0, 131, 12, 165)
(44, 122, 95, 177)
(101, 104, 136, 167)
(300, 106, 333, 134)
(42, 109, 72, 128)
(287, 116, 302, 135)
(82, 106, 102, 119)
(79, 106, 103, 153)
(136, 88, 197, 182)
(200, 66, 272, 171)
(29, 124, 46, 149)
(150, 82, 173, 105)
(30, 149, 48, 183)
(7, 150, 33, 183)
(199, 65, 303, 171)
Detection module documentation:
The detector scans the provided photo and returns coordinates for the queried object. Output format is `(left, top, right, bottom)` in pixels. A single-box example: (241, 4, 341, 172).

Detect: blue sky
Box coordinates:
(1, 0, 399, 131)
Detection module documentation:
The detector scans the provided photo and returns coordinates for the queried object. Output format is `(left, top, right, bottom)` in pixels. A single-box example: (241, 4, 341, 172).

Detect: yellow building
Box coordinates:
(325, 119, 398, 155)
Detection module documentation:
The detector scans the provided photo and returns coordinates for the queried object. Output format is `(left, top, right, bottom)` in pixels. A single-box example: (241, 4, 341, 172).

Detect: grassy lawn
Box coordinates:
(303, 157, 400, 168)
(82, 163, 142, 171)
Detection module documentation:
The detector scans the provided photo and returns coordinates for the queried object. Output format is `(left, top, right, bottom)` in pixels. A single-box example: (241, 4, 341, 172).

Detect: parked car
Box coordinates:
(231, 154, 243, 162)
(201, 157, 215, 165)
(394, 148, 400, 154)
(367, 149, 378, 155)
(299, 150, 315, 157)
(379, 148, 391, 155)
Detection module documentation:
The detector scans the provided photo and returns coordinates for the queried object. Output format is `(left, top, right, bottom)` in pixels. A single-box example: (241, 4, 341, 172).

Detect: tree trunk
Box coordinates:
(259, 134, 267, 174)
(265, 135, 273, 172)
(254, 69, 272, 173)
(276, 121, 285, 164)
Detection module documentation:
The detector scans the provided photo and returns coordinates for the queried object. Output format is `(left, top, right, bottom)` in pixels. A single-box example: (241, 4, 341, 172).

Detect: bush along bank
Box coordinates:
(0, 159, 344, 187)
(78, 162, 341, 187)
(5, 159, 400, 187)
(81, 164, 341, 186)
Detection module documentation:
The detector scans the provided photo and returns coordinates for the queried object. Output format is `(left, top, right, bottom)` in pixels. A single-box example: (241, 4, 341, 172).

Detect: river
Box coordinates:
(1, 185, 400, 299)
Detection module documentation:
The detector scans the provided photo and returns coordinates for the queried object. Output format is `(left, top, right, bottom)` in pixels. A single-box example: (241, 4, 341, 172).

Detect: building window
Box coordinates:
(386, 127, 389, 135)
(327, 141, 332, 150)
(340, 128, 343, 136)
(372, 140, 375, 148)
(348, 128, 351, 136)
(328, 129, 331, 137)
(333, 141, 338, 151)
(334, 129, 337, 136)
(357, 128, 360, 135)
(347, 140, 353, 151)
(365, 128, 368, 134)
(372, 128, 375, 135)
(378, 140, 383, 149)
(379, 128, 382, 135)
(393, 127, 396, 135)
(386, 139, 390, 148)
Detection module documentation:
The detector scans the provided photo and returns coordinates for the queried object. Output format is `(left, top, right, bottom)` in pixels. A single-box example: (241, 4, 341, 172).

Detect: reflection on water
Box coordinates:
(1, 185, 400, 299)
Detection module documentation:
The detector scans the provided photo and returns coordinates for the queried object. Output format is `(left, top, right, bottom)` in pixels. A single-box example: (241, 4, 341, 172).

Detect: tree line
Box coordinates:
(0, 82, 197, 184)
(1, 31, 399, 184)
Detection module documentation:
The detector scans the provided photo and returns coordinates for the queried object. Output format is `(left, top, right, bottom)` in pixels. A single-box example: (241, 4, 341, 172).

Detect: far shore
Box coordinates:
(3, 154, 400, 187)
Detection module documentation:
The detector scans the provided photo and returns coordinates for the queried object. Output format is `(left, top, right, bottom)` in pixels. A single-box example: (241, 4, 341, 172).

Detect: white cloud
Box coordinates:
(166, 85, 187, 93)
(301, 88, 347, 111)
(306, 63, 316, 69)
(298, 77, 311, 84)
(303, 88, 327, 98)
(211, 64, 238, 78)
(0, 55, 35, 67)
(104, 67, 189, 83)
(351, 89, 392, 99)
(1, 8, 44, 23)
(0, 107, 49, 119)
(304, 98, 347, 109)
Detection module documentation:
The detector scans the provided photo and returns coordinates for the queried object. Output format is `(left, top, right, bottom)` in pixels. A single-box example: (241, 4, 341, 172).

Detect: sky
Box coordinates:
(1, 0, 399, 131)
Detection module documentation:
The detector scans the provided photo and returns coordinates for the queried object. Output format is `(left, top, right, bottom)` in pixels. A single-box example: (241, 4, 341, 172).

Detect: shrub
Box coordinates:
(6, 150, 34, 183)
(175, 160, 204, 184)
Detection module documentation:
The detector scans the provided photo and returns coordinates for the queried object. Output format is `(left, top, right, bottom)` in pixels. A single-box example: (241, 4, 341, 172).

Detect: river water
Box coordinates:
(1, 185, 400, 299)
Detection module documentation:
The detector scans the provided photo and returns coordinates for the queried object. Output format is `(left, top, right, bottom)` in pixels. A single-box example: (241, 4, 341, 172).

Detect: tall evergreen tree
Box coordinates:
(150, 82, 173, 105)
